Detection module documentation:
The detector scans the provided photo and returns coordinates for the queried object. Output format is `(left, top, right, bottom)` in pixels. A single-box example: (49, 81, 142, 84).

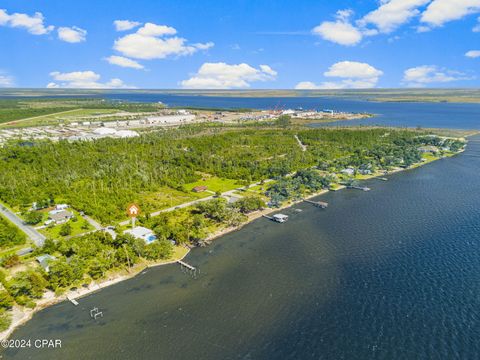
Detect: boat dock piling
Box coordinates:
(303, 199, 328, 208)
(90, 307, 103, 319)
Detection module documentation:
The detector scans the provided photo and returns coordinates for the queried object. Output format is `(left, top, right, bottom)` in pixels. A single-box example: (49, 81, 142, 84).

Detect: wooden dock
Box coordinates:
(177, 260, 196, 271)
(67, 296, 79, 306)
(303, 199, 328, 208)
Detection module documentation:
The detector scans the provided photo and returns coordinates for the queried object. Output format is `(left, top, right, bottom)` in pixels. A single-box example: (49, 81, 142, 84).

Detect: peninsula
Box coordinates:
(0, 98, 468, 341)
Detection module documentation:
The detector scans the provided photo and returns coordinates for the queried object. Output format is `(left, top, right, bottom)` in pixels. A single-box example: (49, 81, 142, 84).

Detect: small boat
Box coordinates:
(272, 214, 288, 223)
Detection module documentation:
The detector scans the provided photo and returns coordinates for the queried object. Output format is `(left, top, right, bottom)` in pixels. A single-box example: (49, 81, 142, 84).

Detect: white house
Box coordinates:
(36, 254, 56, 273)
(341, 168, 355, 176)
(358, 169, 372, 175)
(56, 204, 69, 210)
(124, 226, 157, 244)
(48, 209, 74, 224)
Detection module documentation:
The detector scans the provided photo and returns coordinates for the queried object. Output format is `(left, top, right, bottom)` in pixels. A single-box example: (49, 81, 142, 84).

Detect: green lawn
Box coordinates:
(329, 183, 343, 191)
(185, 176, 242, 194)
(138, 186, 207, 213)
(421, 152, 438, 161)
(39, 210, 94, 239)
(239, 182, 272, 196)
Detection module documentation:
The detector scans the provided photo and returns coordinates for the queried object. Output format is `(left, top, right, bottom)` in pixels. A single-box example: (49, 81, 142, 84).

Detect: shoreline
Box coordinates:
(0, 247, 192, 342)
(0, 147, 465, 341)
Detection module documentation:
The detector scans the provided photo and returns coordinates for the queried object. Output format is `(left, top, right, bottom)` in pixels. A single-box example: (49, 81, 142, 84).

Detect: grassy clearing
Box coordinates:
(38, 210, 94, 239)
(241, 182, 272, 196)
(153, 245, 189, 264)
(138, 186, 207, 213)
(1, 108, 124, 128)
(185, 176, 242, 194)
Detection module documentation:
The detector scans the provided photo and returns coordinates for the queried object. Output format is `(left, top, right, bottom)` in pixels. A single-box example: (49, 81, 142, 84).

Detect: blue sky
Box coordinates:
(0, 0, 479, 89)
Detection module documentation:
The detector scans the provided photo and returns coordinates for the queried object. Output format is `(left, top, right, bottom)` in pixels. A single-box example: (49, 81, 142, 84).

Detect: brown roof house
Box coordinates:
(192, 185, 208, 193)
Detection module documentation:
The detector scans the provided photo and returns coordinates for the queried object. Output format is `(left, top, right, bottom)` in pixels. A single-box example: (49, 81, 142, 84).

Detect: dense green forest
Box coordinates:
(0, 231, 173, 309)
(0, 214, 26, 249)
(0, 123, 466, 330)
(0, 126, 461, 224)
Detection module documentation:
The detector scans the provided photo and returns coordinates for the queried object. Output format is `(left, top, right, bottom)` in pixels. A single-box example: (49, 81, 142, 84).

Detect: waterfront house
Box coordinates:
(36, 254, 56, 273)
(124, 226, 157, 244)
(418, 145, 440, 154)
(48, 210, 74, 225)
(358, 169, 372, 175)
(341, 168, 355, 176)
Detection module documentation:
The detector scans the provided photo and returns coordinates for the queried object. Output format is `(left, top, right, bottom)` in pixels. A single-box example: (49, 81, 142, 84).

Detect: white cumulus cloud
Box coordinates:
(402, 65, 472, 86)
(136, 23, 177, 36)
(113, 22, 214, 60)
(421, 0, 480, 27)
(474, 17, 480, 31)
(325, 61, 383, 79)
(193, 42, 215, 50)
(360, 0, 430, 33)
(181, 62, 277, 89)
(0, 8, 54, 35)
(57, 26, 87, 43)
(47, 71, 134, 89)
(295, 61, 383, 89)
(113, 20, 142, 31)
(312, 10, 363, 46)
(313, 0, 480, 45)
(465, 50, 480, 58)
(0, 73, 14, 87)
(295, 81, 325, 90)
(105, 55, 144, 69)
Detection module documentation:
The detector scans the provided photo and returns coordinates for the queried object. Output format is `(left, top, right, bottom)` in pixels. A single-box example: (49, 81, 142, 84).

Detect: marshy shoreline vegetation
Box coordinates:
(0, 109, 469, 340)
(1, 88, 480, 104)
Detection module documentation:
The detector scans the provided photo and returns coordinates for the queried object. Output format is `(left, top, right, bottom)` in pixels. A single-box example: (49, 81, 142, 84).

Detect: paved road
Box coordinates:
(82, 214, 117, 239)
(0, 108, 82, 127)
(0, 203, 46, 247)
(118, 180, 274, 227)
(119, 195, 217, 226)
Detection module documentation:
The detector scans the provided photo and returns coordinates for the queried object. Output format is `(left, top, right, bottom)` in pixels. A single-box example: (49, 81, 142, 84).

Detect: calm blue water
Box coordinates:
(5, 136, 480, 360)
(97, 93, 480, 129)
(2, 92, 478, 129)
